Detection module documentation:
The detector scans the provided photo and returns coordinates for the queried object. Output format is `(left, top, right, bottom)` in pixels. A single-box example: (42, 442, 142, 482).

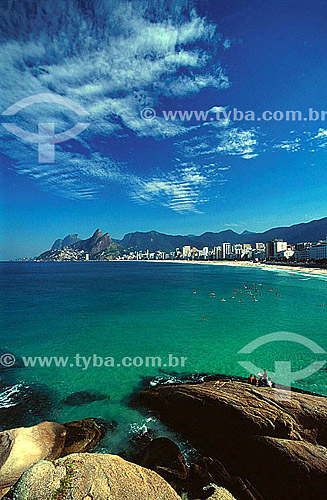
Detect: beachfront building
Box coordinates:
(202, 247, 209, 259)
(252, 248, 266, 261)
(309, 243, 327, 260)
(182, 245, 191, 258)
(214, 246, 222, 260)
(266, 239, 287, 259)
(234, 244, 243, 259)
(266, 241, 275, 259)
(222, 242, 231, 259)
(274, 240, 287, 255)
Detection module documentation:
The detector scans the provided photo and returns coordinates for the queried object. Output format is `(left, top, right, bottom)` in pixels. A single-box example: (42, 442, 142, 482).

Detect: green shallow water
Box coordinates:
(0, 261, 327, 452)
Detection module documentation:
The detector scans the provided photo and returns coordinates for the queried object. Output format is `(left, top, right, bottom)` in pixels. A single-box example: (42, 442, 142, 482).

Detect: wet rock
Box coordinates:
(91, 417, 118, 436)
(139, 379, 327, 451)
(62, 390, 110, 406)
(61, 418, 104, 455)
(138, 437, 188, 494)
(138, 379, 327, 500)
(129, 428, 157, 455)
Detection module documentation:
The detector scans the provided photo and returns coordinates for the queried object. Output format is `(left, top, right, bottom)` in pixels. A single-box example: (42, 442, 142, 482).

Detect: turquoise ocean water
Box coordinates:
(1, 261, 327, 453)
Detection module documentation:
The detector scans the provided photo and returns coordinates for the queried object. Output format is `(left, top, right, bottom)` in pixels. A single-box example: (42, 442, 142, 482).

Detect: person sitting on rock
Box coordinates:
(267, 378, 273, 388)
(253, 375, 258, 386)
(248, 374, 254, 384)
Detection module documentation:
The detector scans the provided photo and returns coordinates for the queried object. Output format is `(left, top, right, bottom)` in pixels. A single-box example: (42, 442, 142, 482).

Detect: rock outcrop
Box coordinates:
(206, 487, 237, 500)
(62, 391, 110, 407)
(136, 437, 188, 495)
(0, 419, 104, 498)
(138, 379, 327, 500)
(12, 453, 181, 500)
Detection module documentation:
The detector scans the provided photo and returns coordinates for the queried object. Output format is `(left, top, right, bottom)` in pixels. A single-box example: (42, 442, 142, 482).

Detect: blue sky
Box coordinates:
(1, 0, 327, 259)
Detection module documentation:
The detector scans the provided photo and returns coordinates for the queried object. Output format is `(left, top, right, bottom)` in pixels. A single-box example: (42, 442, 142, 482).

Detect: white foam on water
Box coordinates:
(0, 383, 24, 408)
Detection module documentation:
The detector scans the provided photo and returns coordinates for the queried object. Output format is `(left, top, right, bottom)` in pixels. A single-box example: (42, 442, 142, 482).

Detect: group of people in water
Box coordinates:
(248, 369, 273, 388)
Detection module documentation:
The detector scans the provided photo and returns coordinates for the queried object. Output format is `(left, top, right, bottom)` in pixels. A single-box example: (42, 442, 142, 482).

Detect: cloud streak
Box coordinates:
(0, 0, 232, 209)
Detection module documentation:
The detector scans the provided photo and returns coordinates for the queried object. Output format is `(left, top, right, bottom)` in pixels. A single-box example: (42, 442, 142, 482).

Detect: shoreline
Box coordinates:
(140, 259, 327, 278)
(6, 259, 327, 279)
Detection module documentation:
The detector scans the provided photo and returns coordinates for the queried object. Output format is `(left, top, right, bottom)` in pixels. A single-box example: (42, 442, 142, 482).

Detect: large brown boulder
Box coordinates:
(139, 380, 327, 452)
(0, 418, 104, 498)
(137, 437, 188, 494)
(188, 457, 263, 500)
(238, 436, 327, 500)
(0, 421, 66, 498)
(138, 380, 327, 500)
(60, 418, 103, 455)
(12, 453, 181, 500)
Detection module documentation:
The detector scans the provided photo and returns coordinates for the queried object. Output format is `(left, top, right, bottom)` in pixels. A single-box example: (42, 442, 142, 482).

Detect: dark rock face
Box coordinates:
(139, 380, 327, 449)
(238, 436, 327, 500)
(51, 238, 63, 250)
(90, 232, 112, 256)
(73, 228, 104, 254)
(129, 428, 157, 457)
(139, 380, 327, 500)
(62, 391, 110, 407)
(137, 437, 188, 494)
(61, 418, 104, 455)
(51, 234, 80, 250)
(188, 458, 263, 500)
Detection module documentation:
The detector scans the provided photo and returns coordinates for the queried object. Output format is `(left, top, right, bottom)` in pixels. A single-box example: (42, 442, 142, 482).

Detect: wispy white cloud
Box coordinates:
(130, 164, 223, 213)
(0, 0, 232, 208)
(180, 128, 260, 159)
(0, 0, 228, 141)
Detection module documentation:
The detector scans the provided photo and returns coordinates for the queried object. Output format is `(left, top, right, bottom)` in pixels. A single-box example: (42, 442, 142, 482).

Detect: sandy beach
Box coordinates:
(143, 259, 327, 278)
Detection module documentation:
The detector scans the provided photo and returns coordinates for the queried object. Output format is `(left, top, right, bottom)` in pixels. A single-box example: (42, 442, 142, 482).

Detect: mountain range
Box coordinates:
(40, 217, 327, 258)
(118, 217, 327, 252)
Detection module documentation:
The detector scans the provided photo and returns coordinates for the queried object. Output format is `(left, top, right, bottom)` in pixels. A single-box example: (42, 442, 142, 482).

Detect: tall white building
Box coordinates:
(234, 244, 243, 258)
(222, 242, 231, 259)
(202, 247, 209, 259)
(273, 241, 287, 254)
